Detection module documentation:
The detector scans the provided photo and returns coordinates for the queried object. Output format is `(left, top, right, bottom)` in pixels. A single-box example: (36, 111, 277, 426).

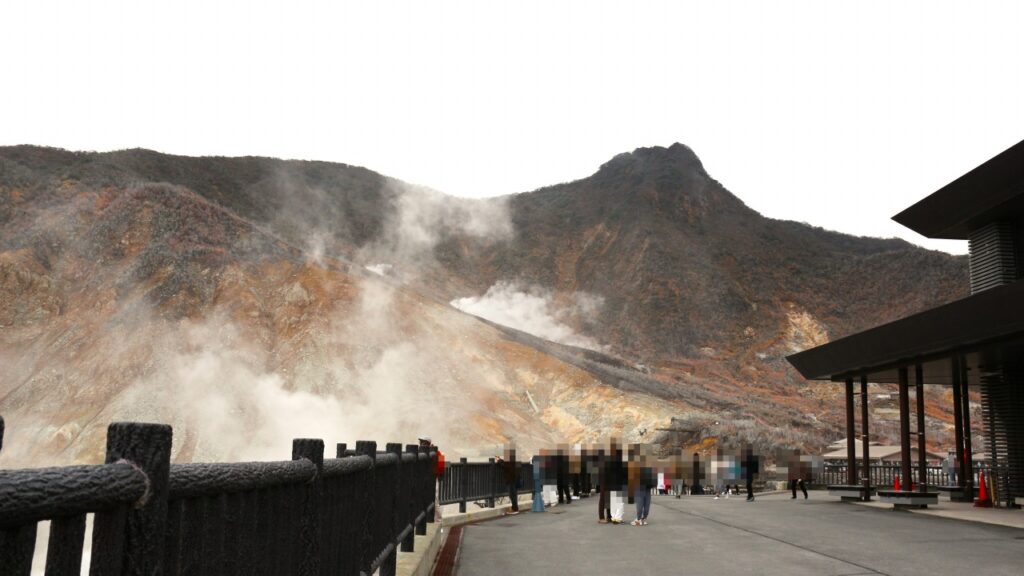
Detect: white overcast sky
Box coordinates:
(4, 1, 1024, 254)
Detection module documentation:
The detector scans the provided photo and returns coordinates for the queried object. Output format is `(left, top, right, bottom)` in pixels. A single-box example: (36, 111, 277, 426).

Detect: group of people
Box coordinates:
(523, 441, 772, 525)
(439, 440, 817, 528)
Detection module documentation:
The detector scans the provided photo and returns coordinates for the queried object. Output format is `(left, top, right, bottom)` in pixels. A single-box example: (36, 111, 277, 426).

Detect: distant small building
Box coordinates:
(826, 438, 882, 451)
(823, 445, 944, 465)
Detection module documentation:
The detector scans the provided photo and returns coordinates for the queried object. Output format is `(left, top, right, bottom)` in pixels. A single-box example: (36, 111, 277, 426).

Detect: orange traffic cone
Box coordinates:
(894, 475, 901, 491)
(975, 470, 992, 507)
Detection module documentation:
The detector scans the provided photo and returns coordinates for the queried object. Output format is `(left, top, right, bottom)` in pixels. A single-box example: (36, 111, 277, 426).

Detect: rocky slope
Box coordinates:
(0, 144, 969, 466)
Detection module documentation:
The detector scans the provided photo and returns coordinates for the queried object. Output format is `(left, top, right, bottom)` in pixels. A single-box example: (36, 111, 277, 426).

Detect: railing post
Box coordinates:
(355, 441, 376, 576)
(487, 458, 496, 508)
(381, 443, 402, 576)
(403, 445, 418, 551)
(426, 449, 437, 525)
(459, 457, 468, 513)
(91, 422, 172, 576)
(293, 438, 324, 576)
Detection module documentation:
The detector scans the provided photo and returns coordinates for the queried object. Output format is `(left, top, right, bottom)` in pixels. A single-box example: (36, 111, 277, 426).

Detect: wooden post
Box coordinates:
(459, 457, 469, 513)
(960, 357, 975, 498)
(845, 378, 857, 485)
(861, 375, 871, 500)
(402, 445, 419, 552)
(487, 458, 497, 508)
(293, 438, 324, 576)
(952, 356, 966, 490)
(91, 422, 172, 576)
(898, 367, 912, 492)
(380, 443, 402, 576)
(915, 364, 927, 493)
(355, 441, 377, 576)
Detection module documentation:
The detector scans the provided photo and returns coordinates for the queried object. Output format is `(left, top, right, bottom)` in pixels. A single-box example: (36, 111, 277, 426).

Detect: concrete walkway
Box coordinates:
(852, 497, 1024, 530)
(456, 492, 1024, 576)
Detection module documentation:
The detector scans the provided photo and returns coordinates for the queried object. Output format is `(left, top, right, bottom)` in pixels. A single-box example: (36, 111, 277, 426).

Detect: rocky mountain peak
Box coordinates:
(594, 142, 707, 180)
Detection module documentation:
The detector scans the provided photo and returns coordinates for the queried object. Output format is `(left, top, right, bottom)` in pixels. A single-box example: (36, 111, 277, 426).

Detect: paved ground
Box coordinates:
(455, 492, 1024, 576)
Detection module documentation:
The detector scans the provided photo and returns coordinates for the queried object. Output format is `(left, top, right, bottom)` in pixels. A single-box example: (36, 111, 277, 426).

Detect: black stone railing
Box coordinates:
(439, 458, 533, 512)
(0, 417, 437, 576)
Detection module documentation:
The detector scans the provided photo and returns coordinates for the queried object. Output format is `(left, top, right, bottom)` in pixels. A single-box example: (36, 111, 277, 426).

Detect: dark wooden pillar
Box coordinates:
(915, 364, 927, 492)
(860, 375, 871, 500)
(951, 356, 966, 489)
(845, 378, 857, 485)
(960, 356, 975, 497)
(898, 367, 912, 491)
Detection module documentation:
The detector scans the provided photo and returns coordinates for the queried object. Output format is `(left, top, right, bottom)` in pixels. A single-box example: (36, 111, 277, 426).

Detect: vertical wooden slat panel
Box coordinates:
(162, 500, 183, 576)
(222, 492, 240, 576)
(237, 491, 257, 576)
(0, 523, 38, 576)
(178, 499, 204, 576)
(45, 515, 87, 576)
(89, 504, 127, 576)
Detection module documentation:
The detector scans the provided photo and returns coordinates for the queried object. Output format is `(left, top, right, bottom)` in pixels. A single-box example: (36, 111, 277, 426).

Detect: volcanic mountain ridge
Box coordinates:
(0, 143, 968, 465)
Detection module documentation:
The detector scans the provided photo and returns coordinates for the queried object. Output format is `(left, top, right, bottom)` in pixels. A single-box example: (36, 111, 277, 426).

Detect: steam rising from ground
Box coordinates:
(0, 176, 520, 466)
(451, 281, 605, 351)
(357, 183, 513, 279)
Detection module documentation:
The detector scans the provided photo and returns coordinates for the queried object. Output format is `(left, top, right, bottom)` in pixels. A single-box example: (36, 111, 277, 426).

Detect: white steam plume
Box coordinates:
(450, 281, 605, 351)
(358, 182, 513, 279)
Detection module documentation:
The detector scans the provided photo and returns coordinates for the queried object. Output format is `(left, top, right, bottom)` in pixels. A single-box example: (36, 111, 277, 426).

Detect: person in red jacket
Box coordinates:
(420, 437, 444, 521)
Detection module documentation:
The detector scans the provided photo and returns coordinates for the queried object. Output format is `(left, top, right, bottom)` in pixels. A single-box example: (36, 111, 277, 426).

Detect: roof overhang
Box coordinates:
(892, 139, 1024, 239)
(786, 281, 1024, 384)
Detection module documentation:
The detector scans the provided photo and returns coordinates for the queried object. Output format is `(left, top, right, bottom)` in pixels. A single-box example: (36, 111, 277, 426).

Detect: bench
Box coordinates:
(877, 489, 939, 508)
(935, 485, 977, 502)
(827, 484, 876, 501)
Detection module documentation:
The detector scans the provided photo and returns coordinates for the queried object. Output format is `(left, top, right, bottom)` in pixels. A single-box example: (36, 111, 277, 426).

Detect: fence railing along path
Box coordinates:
(0, 417, 444, 576)
(438, 457, 533, 512)
(816, 462, 991, 488)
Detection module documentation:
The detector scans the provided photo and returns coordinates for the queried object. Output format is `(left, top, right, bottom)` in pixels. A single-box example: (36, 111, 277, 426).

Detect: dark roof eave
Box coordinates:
(786, 281, 1024, 380)
(892, 138, 1024, 239)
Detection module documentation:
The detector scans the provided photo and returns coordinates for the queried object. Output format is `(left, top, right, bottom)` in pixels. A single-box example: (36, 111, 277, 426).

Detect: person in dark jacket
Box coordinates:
(742, 445, 759, 502)
(496, 445, 520, 514)
(556, 445, 572, 504)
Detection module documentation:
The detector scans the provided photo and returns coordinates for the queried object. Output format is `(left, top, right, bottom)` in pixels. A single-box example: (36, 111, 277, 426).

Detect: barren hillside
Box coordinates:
(0, 145, 969, 465)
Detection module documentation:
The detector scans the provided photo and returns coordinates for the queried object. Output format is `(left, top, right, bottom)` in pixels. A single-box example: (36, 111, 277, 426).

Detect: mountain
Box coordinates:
(0, 144, 968, 466)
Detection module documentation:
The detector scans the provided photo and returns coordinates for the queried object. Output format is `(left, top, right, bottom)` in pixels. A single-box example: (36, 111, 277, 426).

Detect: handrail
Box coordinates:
(0, 418, 441, 576)
(167, 459, 317, 499)
(0, 462, 147, 528)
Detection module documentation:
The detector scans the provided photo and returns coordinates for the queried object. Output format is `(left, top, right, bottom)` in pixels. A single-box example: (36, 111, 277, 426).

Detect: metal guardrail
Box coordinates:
(816, 462, 991, 488)
(0, 417, 437, 576)
(439, 459, 533, 512)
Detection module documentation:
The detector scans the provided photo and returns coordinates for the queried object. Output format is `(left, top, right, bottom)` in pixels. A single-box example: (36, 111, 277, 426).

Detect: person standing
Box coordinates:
(742, 445, 758, 502)
(420, 437, 445, 521)
(632, 449, 655, 525)
(597, 446, 611, 523)
(496, 445, 520, 515)
(556, 446, 573, 504)
(608, 439, 626, 523)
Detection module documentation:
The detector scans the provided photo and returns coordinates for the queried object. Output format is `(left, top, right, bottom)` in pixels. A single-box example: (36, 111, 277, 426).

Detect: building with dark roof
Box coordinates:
(787, 139, 1024, 507)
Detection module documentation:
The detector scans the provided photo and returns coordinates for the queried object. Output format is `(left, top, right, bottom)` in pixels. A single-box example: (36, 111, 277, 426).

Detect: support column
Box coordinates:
(952, 356, 966, 490)
(898, 367, 912, 492)
(861, 375, 871, 500)
(960, 356, 975, 498)
(915, 364, 927, 493)
(845, 378, 857, 485)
